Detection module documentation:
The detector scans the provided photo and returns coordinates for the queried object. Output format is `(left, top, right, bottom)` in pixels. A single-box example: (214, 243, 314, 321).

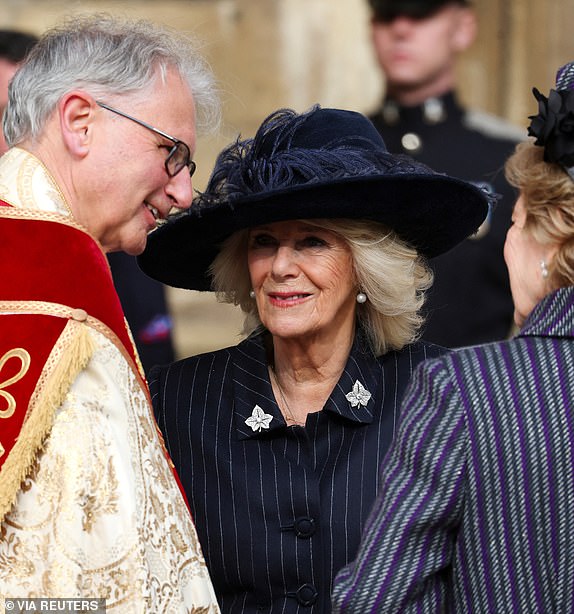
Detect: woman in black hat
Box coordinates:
(139, 105, 489, 613)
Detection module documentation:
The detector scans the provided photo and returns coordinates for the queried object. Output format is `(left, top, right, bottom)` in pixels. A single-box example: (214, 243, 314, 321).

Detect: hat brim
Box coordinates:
(138, 173, 488, 291)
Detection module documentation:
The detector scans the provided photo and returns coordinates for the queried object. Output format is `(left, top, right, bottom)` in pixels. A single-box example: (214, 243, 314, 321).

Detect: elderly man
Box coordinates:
(0, 29, 179, 377)
(0, 14, 220, 611)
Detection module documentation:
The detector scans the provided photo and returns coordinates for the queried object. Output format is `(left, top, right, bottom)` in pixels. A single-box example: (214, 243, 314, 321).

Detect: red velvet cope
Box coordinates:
(0, 211, 138, 369)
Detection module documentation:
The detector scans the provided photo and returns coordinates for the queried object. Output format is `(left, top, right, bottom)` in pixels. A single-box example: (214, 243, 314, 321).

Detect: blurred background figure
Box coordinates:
(367, 0, 524, 347)
(0, 29, 38, 154)
(0, 28, 175, 376)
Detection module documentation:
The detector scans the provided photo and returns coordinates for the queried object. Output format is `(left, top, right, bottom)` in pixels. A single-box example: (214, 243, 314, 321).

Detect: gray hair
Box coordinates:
(4, 13, 220, 145)
(211, 219, 433, 355)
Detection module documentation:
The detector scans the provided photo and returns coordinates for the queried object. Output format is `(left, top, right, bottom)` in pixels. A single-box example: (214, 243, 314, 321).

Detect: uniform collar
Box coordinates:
(379, 90, 464, 127)
(519, 286, 574, 339)
(232, 331, 380, 440)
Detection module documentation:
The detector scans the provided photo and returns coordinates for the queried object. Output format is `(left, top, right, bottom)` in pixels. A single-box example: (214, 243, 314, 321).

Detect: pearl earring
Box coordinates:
(356, 292, 367, 304)
(249, 290, 256, 298)
(540, 260, 549, 279)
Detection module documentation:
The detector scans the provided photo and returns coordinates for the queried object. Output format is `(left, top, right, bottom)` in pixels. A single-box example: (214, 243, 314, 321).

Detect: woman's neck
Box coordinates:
(268, 328, 355, 426)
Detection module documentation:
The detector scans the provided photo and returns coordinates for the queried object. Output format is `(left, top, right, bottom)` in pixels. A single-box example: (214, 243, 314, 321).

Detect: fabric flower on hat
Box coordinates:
(528, 87, 574, 172)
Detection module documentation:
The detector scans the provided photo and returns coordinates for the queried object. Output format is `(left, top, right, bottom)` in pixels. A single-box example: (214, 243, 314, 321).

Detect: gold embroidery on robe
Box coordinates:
(0, 348, 31, 419)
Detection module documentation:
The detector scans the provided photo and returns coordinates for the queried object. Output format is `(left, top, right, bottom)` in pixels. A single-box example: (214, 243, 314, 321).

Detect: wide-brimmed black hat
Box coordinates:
(139, 106, 490, 291)
(369, 0, 470, 21)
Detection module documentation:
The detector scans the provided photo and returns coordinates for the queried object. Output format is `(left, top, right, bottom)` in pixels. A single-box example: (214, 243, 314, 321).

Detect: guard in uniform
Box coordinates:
(368, 0, 524, 347)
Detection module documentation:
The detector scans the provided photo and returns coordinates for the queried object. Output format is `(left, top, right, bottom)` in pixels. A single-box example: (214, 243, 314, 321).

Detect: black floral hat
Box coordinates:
(139, 106, 491, 291)
(528, 61, 574, 180)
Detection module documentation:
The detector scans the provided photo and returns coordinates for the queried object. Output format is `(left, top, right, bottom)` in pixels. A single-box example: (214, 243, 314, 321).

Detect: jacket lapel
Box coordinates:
(519, 287, 574, 339)
(231, 332, 381, 440)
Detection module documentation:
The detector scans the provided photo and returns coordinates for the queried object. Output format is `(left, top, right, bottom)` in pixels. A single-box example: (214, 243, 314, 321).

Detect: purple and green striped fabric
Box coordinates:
(332, 286, 574, 613)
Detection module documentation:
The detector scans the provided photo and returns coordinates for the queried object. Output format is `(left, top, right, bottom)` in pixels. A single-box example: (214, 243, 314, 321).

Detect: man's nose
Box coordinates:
(166, 169, 193, 211)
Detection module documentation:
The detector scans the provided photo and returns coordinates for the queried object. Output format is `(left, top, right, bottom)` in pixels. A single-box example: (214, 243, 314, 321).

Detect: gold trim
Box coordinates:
(0, 204, 94, 242)
(0, 147, 75, 219)
(0, 348, 31, 418)
(0, 301, 145, 386)
(0, 300, 89, 320)
(18, 151, 75, 218)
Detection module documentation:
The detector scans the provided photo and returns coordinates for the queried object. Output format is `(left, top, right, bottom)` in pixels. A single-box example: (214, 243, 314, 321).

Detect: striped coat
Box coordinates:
(149, 330, 444, 613)
(332, 286, 574, 613)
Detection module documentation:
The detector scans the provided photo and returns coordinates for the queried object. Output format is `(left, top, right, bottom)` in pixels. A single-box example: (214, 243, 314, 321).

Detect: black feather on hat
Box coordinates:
(138, 106, 490, 291)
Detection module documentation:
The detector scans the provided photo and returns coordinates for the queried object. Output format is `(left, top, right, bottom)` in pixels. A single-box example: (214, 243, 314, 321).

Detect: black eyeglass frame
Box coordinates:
(96, 101, 196, 178)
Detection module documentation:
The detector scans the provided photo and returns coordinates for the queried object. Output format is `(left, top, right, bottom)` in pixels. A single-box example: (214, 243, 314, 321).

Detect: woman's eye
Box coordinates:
(301, 236, 327, 248)
(251, 234, 276, 247)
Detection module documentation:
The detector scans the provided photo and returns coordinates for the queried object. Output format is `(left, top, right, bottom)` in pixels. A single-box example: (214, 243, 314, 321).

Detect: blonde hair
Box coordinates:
(210, 219, 433, 355)
(505, 141, 574, 288)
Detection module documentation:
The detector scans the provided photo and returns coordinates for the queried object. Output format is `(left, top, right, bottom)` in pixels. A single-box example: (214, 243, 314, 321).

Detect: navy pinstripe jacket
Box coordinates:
(332, 286, 574, 613)
(149, 329, 443, 614)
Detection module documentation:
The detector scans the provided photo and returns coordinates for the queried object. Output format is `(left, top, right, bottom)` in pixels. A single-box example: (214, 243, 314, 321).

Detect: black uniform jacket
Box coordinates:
(370, 91, 522, 347)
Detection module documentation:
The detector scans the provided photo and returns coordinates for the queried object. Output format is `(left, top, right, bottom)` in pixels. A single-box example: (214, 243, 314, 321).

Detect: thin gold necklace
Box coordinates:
(269, 366, 306, 427)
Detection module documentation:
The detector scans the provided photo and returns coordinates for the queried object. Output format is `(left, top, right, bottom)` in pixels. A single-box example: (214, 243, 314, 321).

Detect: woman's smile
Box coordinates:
(267, 291, 312, 307)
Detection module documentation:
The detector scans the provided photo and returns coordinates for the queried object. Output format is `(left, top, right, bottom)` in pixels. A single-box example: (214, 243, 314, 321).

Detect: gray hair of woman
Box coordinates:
(3, 13, 220, 146)
(210, 219, 433, 356)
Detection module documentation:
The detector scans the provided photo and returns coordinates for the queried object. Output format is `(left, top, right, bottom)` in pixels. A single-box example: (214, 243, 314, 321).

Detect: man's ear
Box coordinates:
(58, 92, 96, 158)
(452, 7, 477, 53)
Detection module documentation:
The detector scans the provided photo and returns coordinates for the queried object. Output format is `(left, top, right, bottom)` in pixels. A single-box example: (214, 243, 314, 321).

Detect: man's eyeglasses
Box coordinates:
(96, 101, 196, 178)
